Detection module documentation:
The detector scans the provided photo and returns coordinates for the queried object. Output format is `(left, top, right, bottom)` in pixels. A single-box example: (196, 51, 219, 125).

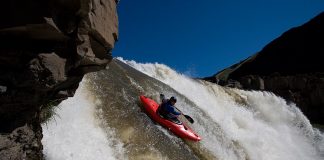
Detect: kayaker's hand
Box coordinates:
(160, 94, 165, 100)
(174, 107, 181, 113)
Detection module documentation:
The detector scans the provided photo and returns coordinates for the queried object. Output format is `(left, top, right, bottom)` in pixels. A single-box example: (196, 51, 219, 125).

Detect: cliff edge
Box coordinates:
(0, 0, 118, 159)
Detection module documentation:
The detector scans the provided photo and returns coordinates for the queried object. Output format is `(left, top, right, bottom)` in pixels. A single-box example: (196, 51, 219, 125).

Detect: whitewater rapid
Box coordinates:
(118, 57, 324, 160)
(42, 57, 324, 160)
(42, 79, 125, 160)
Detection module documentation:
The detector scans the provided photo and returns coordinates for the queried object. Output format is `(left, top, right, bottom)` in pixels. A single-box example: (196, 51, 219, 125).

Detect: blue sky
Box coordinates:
(113, 0, 324, 77)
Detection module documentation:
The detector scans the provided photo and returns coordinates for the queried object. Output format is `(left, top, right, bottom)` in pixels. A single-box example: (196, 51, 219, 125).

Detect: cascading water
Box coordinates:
(42, 80, 125, 160)
(42, 58, 324, 160)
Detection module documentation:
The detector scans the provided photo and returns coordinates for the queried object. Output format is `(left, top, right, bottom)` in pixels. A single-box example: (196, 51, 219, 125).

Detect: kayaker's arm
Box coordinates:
(166, 105, 181, 115)
(159, 93, 180, 115)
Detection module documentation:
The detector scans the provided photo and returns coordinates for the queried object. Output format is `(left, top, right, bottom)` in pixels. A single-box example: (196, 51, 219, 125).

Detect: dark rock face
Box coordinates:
(0, 0, 118, 158)
(0, 124, 43, 159)
(205, 12, 324, 125)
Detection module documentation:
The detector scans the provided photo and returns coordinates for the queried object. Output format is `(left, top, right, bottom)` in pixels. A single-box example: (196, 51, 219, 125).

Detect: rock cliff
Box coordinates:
(0, 0, 118, 159)
(205, 12, 324, 125)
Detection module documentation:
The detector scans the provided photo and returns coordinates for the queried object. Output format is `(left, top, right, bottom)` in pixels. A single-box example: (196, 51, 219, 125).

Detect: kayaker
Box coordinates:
(158, 94, 181, 124)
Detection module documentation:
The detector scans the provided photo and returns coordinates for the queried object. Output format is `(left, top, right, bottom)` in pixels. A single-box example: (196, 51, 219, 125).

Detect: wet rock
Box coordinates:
(0, 123, 43, 160)
(0, 86, 7, 93)
(239, 75, 264, 90)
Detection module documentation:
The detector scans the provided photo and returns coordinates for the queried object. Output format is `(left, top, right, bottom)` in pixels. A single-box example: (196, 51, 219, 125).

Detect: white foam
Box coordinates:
(42, 79, 125, 160)
(119, 57, 324, 160)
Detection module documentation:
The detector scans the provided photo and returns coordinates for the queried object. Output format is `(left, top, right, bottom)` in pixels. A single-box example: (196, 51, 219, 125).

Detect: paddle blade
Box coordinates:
(184, 115, 194, 123)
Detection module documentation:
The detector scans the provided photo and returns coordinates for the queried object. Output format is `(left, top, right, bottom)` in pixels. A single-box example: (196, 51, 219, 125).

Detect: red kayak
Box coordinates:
(140, 95, 201, 141)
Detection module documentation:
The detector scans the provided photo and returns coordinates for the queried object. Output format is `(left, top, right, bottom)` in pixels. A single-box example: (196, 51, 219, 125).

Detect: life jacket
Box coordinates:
(158, 101, 180, 119)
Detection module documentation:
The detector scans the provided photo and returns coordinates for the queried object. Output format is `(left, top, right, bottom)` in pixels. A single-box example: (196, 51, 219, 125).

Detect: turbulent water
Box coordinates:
(42, 58, 324, 160)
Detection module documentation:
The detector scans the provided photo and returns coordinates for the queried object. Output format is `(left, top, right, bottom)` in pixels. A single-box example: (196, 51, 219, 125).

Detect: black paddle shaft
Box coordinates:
(174, 106, 194, 124)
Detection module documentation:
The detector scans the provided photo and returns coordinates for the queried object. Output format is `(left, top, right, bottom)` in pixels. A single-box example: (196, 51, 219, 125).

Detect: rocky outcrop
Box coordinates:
(0, 124, 43, 159)
(205, 12, 324, 125)
(0, 0, 118, 159)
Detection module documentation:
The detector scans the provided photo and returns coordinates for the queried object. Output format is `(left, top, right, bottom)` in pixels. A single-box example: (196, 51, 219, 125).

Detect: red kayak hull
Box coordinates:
(140, 95, 201, 141)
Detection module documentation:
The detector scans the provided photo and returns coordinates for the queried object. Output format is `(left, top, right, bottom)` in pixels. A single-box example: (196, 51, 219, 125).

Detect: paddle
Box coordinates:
(174, 106, 194, 124)
(183, 114, 194, 124)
